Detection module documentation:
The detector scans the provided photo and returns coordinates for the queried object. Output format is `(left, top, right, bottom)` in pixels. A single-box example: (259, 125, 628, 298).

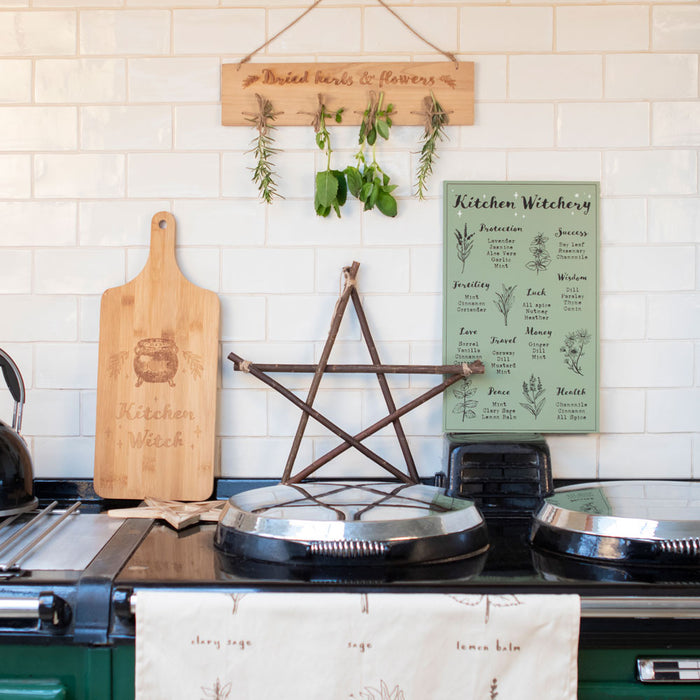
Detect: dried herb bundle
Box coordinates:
(310, 95, 346, 217)
(344, 91, 398, 218)
(414, 92, 450, 200)
(245, 94, 283, 204)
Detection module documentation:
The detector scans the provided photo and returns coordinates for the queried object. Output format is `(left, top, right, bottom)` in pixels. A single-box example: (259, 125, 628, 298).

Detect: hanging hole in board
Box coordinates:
(158, 219, 167, 229)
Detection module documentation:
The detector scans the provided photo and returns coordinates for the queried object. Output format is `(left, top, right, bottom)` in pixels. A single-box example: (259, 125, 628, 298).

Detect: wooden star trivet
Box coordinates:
(107, 498, 225, 530)
(229, 261, 484, 485)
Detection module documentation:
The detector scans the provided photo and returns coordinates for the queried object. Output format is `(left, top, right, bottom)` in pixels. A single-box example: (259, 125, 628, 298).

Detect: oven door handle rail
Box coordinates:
(0, 592, 71, 628)
(118, 590, 700, 620)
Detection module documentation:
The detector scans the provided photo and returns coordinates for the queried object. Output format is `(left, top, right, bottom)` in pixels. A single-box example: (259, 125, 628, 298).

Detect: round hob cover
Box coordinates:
(215, 481, 488, 567)
(531, 480, 700, 565)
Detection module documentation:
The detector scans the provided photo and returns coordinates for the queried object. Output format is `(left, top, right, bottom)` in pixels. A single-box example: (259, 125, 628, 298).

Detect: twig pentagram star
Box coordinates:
(228, 263, 484, 484)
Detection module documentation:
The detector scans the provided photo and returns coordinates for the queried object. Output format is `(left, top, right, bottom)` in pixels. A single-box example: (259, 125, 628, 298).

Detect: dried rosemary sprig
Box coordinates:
(245, 94, 283, 204)
(414, 92, 450, 200)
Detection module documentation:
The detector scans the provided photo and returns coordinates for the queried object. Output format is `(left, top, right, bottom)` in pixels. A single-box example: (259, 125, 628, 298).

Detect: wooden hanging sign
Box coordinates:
(221, 62, 474, 126)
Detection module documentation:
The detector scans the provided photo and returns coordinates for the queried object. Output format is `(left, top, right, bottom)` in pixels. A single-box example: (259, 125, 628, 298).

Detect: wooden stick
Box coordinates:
(108, 499, 225, 527)
(229, 361, 486, 375)
(107, 505, 223, 523)
(229, 352, 414, 484)
(288, 370, 467, 484)
(281, 261, 361, 482)
(349, 286, 419, 483)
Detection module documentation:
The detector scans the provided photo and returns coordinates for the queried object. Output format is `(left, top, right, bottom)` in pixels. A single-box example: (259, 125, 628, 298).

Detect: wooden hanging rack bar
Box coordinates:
(222, 0, 472, 127)
(222, 62, 474, 127)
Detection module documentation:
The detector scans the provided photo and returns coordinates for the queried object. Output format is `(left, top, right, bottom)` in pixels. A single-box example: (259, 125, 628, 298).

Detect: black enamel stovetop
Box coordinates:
(11, 478, 699, 649)
(111, 494, 700, 648)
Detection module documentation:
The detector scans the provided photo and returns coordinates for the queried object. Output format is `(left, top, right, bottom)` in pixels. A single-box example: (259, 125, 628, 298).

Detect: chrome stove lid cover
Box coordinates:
(214, 481, 488, 567)
(531, 480, 700, 565)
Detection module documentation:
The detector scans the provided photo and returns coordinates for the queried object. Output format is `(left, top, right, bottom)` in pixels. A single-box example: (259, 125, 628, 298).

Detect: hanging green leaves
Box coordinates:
(344, 91, 398, 218)
(245, 93, 283, 204)
(308, 94, 346, 218)
(414, 92, 450, 200)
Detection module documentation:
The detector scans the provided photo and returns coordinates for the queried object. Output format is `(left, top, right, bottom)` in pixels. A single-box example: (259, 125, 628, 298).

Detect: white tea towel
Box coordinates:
(136, 591, 580, 700)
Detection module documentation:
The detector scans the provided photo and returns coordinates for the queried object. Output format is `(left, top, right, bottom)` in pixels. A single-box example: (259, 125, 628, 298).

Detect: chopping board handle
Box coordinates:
(147, 211, 177, 271)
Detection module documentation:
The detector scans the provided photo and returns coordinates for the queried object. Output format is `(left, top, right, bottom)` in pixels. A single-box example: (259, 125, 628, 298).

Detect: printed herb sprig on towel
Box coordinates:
(201, 678, 231, 700)
(414, 92, 450, 200)
(245, 94, 283, 204)
(520, 374, 545, 419)
(493, 284, 517, 326)
(344, 91, 398, 217)
(352, 680, 405, 700)
(454, 224, 475, 272)
(310, 94, 346, 218)
(560, 329, 591, 376)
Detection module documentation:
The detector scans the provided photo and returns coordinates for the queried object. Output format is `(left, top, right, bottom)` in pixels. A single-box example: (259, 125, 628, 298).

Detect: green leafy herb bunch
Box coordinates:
(344, 91, 398, 218)
(312, 95, 346, 218)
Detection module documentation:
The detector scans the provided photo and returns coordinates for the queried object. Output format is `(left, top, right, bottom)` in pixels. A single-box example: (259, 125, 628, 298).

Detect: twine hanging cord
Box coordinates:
(238, 0, 458, 67)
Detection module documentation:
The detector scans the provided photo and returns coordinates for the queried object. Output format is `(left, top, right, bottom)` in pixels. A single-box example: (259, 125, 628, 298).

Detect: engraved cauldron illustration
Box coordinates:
(133, 337, 178, 387)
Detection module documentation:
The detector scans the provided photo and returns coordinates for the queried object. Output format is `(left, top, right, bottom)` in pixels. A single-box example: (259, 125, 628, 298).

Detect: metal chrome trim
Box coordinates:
(536, 480, 700, 542)
(0, 501, 81, 572)
(638, 657, 700, 683)
(580, 596, 700, 618)
(306, 540, 390, 558)
(219, 483, 484, 544)
(0, 501, 58, 560)
(658, 538, 700, 556)
(0, 597, 40, 619)
(126, 592, 700, 620)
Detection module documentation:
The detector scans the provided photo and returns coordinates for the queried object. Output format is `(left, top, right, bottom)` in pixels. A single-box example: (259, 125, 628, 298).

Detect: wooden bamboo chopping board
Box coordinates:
(94, 212, 219, 500)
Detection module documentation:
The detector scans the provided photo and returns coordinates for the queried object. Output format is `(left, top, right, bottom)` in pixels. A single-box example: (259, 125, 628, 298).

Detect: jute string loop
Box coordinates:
(238, 0, 458, 68)
(340, 265, 358, 295)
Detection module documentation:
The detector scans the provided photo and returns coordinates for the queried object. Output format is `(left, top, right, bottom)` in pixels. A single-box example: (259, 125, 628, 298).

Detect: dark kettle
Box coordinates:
(0, 348, 38, 516)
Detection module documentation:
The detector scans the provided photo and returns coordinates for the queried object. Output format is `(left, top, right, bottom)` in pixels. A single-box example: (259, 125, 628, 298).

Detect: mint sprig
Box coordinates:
(344, 91, 398, 218)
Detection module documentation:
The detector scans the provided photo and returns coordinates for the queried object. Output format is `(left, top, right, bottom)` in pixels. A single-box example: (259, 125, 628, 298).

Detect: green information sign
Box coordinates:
(443, 181, 599, 433)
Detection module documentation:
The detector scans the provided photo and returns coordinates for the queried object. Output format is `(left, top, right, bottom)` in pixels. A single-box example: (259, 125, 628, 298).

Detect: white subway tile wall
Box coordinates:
(0, 1, 697, 481)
